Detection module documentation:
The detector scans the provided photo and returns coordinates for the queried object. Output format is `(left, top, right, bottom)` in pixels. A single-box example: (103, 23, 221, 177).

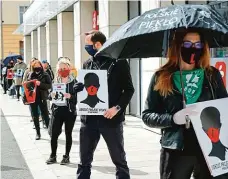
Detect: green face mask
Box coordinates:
(173, 68, 204, 104)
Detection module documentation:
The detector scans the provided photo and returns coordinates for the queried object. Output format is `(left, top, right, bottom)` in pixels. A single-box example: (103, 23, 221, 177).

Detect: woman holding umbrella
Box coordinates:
(142, 28, 228, 179)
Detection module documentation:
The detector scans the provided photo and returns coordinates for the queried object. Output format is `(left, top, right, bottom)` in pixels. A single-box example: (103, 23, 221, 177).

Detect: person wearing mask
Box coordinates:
(27, 60, 52, 140)
(142, 28, 228, 179)
(41, 60, 54, 82)
(46, 58, 77, 165)
(2, 60, 14, 94)
(74, 30, 135, 179)
(13, 56, 27, 101)
(23, 57, 42, 124)
(58, 57, 78, 78)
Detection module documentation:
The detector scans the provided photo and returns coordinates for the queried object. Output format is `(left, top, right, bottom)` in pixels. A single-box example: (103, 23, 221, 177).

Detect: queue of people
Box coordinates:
(1, 28, 227, 179)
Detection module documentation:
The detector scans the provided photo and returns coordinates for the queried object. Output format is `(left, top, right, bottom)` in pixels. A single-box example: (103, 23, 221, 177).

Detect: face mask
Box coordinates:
(58, 69, 70, 78)
(86, 85, 98, 96)
(181, 47, 202, 65)
(85, 45, 97, 56)
(206, 127, 220, 143)
(34, 67, 42, 73)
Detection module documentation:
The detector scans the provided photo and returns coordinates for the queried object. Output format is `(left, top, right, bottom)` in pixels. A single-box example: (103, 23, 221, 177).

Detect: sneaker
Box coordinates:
(46, 156, 57, 164)
(60, 155, 70, 165)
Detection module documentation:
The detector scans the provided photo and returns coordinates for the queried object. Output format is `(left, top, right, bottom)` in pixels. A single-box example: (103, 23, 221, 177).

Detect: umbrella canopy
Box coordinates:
(3, 54, 23, 66)
(96, 4, 228, 59)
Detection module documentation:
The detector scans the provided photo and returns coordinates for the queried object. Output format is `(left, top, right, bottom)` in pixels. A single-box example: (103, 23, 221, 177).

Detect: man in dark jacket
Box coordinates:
(41, 60, 54, 82)
(74, 31, 135, 179)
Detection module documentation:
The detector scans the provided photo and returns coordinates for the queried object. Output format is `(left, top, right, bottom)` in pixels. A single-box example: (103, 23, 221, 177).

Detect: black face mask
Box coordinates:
(181, 47, 203, 65)
(34, 67, 42, 73)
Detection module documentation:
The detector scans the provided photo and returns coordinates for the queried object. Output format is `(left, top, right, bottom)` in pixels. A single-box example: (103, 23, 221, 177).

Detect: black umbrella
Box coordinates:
(96, 4, 228, 59)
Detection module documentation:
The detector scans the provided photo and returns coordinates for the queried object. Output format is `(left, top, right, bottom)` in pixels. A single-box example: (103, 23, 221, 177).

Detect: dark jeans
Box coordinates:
(30, 99, 50, 135)
(76, 121, 130, 179)
(160, 148, 228, 179)
(15, 85, 21, 99)
(3, 77, 12, 93)
(50, 107, 76, 157)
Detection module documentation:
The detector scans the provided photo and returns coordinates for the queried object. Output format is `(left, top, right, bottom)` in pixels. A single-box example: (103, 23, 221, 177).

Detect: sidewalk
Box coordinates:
(0, 89, 161, 179)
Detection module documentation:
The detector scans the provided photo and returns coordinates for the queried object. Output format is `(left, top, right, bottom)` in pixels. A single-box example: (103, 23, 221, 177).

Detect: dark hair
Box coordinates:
(84, 73, 100, 88)
(86, 31, 106, 45)
(17, 56, 23, 61)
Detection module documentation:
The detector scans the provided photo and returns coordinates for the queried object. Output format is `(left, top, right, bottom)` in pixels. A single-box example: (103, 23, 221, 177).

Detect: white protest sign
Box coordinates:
(2, 67, 7, 75)
(52, 83, 66, 104)
(16, 69, 24, 77)
(77, 70, 109, 115)
(188, 98, 228, 177)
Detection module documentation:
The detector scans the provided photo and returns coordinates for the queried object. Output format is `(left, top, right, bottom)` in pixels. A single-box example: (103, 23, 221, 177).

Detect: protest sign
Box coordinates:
(188, 98, 228, 177)
(52, 83, 66, 104)
(77, 70, 109, 115)
(7, 69, 13, 79)
(23, 80, 37, 104)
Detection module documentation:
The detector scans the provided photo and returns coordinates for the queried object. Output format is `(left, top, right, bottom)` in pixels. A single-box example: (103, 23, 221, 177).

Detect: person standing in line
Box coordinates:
(2, 60, 14, 94)
(142, 28, 228, 179)
(58, 57, 78, 78)
(41, 60, 55, 82)
(74, 31, 135, 179)
(13, 56, 27, 101)
(27, 59, 52, 140)
(46, 58, 78, 165)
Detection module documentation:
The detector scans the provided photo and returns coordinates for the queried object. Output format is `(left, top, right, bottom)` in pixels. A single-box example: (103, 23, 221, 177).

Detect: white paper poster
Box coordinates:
(52, 83, 66, 104)
(2, 67, 7, 75)
(77, 70, 109, 115)
(188, 98, 228, 177)
(16, 69, 24, 77)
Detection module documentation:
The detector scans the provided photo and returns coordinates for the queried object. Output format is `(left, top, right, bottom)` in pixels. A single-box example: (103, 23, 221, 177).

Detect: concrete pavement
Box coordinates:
(0, 88, 161, 179)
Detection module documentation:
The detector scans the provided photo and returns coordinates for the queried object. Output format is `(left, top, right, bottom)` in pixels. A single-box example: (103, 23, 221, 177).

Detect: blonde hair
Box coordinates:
(55, 57, 72, 81)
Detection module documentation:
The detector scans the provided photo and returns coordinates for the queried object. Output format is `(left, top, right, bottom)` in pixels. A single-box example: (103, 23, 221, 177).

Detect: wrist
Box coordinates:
(115, 105, 121, 112)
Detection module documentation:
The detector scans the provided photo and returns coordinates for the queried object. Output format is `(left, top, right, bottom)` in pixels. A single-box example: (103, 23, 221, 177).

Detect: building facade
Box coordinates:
(0, 0, 30, 60)
(14, 0, 228, 117)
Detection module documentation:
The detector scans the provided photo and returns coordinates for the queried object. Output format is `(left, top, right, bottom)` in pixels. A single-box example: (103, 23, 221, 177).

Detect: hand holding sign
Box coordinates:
(36, 81, 41, 86)
(104, 107, 119, 119)
(64, 93, 71, 99)
(173, 105, 198, 125)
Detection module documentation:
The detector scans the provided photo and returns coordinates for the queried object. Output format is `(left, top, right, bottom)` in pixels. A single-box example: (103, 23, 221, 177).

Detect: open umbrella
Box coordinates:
(96, 4, 228, 59)
(3, 54, 23, 66)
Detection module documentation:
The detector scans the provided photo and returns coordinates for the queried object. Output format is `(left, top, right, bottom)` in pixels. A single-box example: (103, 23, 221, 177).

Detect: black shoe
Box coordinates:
(60, 155, 70, 165)
(46, 156, 57, 164)
(3, 92, 6, 94)
(35, 133, 41, 140)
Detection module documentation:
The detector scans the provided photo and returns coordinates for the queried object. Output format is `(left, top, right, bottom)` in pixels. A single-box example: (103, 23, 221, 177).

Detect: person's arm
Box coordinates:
(22, 70, 28, 83)
(69, 79, 78, 103)
(142, 73, 176, 129)
(116, 60, 135, 112)
(213, 68, 228, 98)
(39, 74, 52, 90)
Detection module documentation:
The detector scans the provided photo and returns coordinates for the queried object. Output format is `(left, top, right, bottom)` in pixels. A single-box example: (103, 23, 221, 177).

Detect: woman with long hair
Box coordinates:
(27, 59, 52, 140)
(142, 28, 228, 179)
(46, 58, 77, 165)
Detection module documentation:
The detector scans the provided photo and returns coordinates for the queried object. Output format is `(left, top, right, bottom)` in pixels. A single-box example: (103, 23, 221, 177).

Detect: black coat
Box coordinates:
(51, 79, 78, 114)
(28, 71, 52, 101)
(142, 67, 228, 150)
(81, 56, 135, 126)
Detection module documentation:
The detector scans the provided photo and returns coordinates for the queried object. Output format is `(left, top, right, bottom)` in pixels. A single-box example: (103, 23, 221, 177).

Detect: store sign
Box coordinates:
(211, 58, 228, 90)
(215, 61, 226, 87)
(93, 11, 99, 30)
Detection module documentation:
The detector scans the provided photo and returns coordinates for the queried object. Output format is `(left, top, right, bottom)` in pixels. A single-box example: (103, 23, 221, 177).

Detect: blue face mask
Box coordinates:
(85, 45, 97, 57)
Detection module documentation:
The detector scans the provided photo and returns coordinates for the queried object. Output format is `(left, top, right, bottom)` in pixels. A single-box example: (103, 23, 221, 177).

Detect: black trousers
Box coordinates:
(76, 121, 130, 179)
(50, 107, 76, 157)
(3, 77, 12, 93)
(30, 99, 50, 135)
(160, 148, 228, 179)
(15, 85, 21, 99)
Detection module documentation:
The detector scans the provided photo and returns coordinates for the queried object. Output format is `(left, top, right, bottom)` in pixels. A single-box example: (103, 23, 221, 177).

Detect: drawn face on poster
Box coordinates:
(80, 72, 105, 108)
(26, 81, 36, 97)
(200, 107, 228, 161)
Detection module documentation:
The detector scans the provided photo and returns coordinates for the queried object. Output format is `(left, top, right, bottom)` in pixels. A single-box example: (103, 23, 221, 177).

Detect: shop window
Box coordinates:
(19, 6, 28, 24)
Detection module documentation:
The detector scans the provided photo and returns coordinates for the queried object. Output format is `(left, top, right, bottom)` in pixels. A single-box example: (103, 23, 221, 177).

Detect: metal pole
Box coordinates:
(0, 0, 4, 61)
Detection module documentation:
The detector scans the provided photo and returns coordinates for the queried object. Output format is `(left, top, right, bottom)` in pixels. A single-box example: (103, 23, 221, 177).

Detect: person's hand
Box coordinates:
(173, 105, 198, 125)
(104, 107, 119, 119)
(73, 82, 84, 92)
(64, 93, 71, 99)
(51, 92, 55, 98)
(36, 81, 41, 86)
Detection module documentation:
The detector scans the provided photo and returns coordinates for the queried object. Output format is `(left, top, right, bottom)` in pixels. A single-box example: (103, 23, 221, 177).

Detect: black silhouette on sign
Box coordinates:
(26, 81, 35, 97)
(54, 91, 64, 101)
(200, 107, 228, 161)
(80, 73, 105, 108)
